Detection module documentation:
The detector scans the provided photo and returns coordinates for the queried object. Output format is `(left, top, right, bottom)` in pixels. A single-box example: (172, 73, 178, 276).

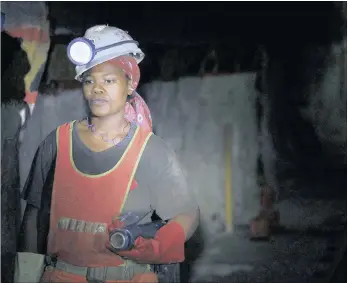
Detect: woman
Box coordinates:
(19, 25, 199, 283)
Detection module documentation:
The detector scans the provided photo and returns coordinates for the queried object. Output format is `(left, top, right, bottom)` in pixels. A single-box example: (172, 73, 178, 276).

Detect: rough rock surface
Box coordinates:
(142, 73, 260, 236)
(303, 41, 347, 163)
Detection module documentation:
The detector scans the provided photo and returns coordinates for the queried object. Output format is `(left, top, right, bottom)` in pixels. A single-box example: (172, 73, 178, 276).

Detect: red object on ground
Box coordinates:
(250, 184, 280, 239)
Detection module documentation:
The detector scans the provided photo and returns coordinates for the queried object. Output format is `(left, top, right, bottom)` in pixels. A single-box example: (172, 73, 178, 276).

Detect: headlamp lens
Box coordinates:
(68, 39, 94, 65)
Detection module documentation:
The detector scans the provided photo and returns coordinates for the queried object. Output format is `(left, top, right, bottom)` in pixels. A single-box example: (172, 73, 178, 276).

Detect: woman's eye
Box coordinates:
(83, 79, 93, 85)
(104, 79, 116, 84)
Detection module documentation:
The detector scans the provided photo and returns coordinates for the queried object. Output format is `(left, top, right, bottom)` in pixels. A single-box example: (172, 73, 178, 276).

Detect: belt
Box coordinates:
(49, 259, 150, 282)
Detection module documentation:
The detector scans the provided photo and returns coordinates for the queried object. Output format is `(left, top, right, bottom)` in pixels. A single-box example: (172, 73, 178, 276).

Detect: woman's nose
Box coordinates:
(92, 85, 105, 94)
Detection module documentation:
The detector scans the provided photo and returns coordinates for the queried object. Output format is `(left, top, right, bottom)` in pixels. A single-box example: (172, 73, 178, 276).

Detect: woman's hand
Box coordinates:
(106, 218, 187, 264)
(170, 208, 200, 241)
(109, 236, 168, 264)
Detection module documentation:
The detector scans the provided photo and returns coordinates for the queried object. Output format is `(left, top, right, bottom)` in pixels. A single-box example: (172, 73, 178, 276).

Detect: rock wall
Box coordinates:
(142, 73, 260, 236)
(2, 101, 23, 283)
(303, 40, 347, 164)
(46, 44, 76, 82)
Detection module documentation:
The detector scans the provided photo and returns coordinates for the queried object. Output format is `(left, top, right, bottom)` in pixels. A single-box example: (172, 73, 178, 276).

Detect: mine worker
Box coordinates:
(19, 25, 199, 283)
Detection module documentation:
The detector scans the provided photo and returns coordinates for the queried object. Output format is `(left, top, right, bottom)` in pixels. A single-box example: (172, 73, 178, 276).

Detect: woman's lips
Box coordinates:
(90, 98, 108, 105)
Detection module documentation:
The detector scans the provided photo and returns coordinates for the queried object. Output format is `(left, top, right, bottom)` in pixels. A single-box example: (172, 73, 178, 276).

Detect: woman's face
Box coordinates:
(82, 61, 131, 118)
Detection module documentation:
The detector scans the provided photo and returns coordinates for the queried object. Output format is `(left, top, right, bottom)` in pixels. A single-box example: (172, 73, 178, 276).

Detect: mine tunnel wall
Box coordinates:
(263, 39, 347, 200)
(141, 74, 260, 236)
(304, 41, 347, 166)
(46, 44, 76, 83)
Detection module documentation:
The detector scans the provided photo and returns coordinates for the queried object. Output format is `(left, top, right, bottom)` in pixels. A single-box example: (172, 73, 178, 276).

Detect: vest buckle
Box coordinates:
(45, 254, 57, 267)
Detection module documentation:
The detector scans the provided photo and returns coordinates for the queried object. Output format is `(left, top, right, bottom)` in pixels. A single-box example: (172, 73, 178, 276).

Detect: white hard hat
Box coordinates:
(67, 25, 145, 81)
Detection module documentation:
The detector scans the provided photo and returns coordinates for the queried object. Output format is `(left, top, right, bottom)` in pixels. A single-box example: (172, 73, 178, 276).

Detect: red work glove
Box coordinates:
(106, 221, 185, 264)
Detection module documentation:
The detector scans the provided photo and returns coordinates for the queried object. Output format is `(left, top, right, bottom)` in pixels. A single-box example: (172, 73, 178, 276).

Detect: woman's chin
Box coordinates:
(90, 110, 111, 117)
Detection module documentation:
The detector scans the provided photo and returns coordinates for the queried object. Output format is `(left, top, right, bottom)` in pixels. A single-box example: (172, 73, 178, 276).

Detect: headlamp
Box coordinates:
(67, 37, 139, 66)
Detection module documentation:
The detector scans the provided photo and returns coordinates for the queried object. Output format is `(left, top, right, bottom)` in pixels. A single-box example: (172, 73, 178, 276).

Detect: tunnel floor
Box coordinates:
(186, 199, 346, 283)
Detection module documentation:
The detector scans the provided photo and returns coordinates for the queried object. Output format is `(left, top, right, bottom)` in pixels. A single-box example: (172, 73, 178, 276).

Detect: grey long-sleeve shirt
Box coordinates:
(19, 121, 198, 254)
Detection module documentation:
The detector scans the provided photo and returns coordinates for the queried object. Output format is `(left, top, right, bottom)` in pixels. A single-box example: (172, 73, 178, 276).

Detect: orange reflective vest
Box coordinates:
(47, 121, 152, 267)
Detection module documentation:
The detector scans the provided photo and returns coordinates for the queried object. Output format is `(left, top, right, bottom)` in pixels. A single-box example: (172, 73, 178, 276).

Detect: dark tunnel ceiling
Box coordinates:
(48, 2, 345, 46)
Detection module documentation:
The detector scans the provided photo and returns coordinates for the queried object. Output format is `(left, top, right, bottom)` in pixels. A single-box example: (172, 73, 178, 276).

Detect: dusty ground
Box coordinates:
(185, 200, 346, 283)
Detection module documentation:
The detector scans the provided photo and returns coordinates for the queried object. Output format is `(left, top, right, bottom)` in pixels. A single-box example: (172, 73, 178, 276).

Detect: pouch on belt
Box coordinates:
(14, 252, 45, 283)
